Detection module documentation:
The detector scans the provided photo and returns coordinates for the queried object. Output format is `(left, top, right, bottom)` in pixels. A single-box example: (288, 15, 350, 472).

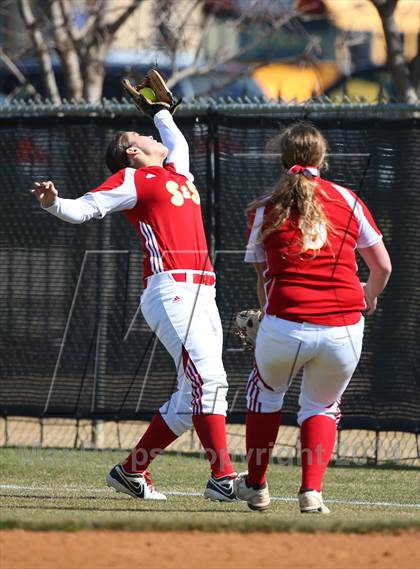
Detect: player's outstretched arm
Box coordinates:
(30, 180, 103, 224)
(154, 110, 192, 180)
(30, 171, 137, 224)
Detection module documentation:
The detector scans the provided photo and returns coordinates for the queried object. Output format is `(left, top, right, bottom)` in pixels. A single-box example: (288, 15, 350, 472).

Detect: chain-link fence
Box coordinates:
(1, 417, 418, 466)
(0, 100, 419, 464)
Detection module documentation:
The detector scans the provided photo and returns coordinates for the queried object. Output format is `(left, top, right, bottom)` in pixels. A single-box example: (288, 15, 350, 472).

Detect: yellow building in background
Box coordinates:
(253, 62, 340, 102)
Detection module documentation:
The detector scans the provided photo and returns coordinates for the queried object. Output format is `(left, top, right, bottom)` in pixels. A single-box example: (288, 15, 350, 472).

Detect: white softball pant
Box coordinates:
(247, 315, 364, 424)
(140, 270, 228, 436)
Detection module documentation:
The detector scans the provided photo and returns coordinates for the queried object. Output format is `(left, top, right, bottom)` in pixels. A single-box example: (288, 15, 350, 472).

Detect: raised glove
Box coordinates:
(122, 69, 182, 118)
(233, 309, 262, 351)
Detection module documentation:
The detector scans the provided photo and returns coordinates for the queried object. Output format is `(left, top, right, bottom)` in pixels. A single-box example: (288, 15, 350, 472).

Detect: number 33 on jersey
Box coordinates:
(113, 162, 213, 279)
(166, 180, 200, 206)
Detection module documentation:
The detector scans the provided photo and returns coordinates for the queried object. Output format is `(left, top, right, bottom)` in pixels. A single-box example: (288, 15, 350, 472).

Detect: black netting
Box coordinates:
(0, 108, 419, 435)
(215, 115, 420, 432)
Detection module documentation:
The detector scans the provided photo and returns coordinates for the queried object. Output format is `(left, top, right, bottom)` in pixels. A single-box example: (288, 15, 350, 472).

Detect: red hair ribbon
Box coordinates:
(287, 165, 319, 177)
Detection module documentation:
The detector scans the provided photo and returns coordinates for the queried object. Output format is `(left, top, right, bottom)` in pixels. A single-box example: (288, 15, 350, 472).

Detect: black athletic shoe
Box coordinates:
(106, 464, 166, 500)
(204, 473, 239, 502)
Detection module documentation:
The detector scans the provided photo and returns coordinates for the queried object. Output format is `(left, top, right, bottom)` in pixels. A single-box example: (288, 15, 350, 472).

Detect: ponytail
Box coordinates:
(251, 170, 328, 251)
(249, 122, 330, 253)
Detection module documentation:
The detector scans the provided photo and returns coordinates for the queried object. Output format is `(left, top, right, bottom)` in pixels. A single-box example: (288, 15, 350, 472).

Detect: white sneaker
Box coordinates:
(233, 472, 270, 511)
(299, 489, 330, 514)
(106, 464, 167, 500)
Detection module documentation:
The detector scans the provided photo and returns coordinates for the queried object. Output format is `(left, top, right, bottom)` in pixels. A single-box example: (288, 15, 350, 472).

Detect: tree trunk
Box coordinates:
(50, 0, 83, 100)
(18, 0, 61, 103)
(81, 45, 108, 102)
(77, 0, 146, 102)
(411, 33, 420, 94)
(372, 0, 419, 103)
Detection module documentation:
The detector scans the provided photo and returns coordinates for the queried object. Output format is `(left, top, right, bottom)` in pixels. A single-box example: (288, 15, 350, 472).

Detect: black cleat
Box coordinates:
(204, 473, 239, 502)
(106, 464, 167, 500)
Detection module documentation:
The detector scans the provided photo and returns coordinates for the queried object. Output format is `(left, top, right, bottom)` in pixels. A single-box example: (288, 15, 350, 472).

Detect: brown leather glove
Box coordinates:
(122, 69, 182, 118)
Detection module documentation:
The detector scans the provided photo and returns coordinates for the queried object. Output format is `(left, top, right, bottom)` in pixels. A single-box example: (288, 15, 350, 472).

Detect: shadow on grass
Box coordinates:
(0, 493, 122, 501)
(1, 515, 419, 534)
(0, 503, 246, 514)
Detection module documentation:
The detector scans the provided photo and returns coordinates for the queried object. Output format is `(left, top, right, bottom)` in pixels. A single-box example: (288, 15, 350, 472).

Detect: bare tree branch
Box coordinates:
(18, 0, 61, 103)
(9, 0, 344, 103)
(370, 0, 398, 17)
(227, 0, 268, 34)
(106, 0, 145, 36)
(75, 0, 106, 43)
(177, 0, 203, 35)
(370, 0, 418, 102)
(191, 12, 215, 66)
(184, 0, 266, 70)
(166, 9, 296, 89)
(0, 46, 39, 98)
(12, 0, 146, 102)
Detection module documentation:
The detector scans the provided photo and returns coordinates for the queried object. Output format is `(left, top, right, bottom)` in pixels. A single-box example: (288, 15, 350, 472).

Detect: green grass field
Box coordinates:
(0, 448, 419, 533)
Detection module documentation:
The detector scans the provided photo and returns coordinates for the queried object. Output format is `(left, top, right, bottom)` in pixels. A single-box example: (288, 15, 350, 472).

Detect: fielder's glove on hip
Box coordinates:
(233, 309, 262, 351)
(122, 69, 182, 118)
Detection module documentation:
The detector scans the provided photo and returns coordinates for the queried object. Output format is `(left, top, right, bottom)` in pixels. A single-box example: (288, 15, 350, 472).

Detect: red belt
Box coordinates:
(145, 272, 215, 288)
(173, 272, 215, 286)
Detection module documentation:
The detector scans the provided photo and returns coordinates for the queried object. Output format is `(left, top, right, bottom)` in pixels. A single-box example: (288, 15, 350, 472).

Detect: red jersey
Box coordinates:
(90, 164, 213, 280)
(245, 176, 382, 326)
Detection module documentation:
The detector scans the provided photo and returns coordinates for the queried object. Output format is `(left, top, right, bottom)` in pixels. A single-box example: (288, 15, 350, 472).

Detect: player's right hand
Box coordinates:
(30, 181, 58, 208)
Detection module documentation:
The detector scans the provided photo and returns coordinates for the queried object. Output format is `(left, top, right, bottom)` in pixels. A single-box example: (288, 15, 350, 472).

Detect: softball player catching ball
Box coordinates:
(234, 123, 392, 513)
(31, 72, 237, 502)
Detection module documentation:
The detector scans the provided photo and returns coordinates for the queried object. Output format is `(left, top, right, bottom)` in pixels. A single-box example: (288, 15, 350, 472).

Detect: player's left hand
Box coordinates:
(361, 282, 377, 315)
(30, 181, 58, 208)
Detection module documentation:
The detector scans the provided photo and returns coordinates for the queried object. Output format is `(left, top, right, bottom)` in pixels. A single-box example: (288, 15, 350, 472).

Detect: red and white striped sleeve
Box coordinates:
(245, 206, 266, 263)
(88, 167, 137, 216)
(43, 168, 137, 224)
(331, 183, 382, 249)
(355, 198, 382, 249)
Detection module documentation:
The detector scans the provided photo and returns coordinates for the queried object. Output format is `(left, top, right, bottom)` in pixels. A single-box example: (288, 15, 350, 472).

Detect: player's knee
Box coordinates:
(201, 377, 229, 400)
(297, 403, 340, 426)
(160, 409, 192, 435)
(247, 391, 284, 413)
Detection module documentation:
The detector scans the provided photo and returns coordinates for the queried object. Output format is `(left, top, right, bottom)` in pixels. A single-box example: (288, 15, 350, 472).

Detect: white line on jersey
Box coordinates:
(139, 221, 164, 273)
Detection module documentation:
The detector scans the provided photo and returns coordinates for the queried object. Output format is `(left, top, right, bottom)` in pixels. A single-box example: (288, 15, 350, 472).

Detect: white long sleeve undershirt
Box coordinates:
(154, 109, 192, 180)
(42, 172, 137, 224)
(43, 110, 192, 224)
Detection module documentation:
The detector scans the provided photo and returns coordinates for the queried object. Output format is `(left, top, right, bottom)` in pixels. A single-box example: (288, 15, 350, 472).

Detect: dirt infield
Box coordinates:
(1, 530, 419, 569)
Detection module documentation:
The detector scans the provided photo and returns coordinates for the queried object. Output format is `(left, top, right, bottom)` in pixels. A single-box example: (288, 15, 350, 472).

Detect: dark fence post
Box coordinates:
(210, 109, 221, 276)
